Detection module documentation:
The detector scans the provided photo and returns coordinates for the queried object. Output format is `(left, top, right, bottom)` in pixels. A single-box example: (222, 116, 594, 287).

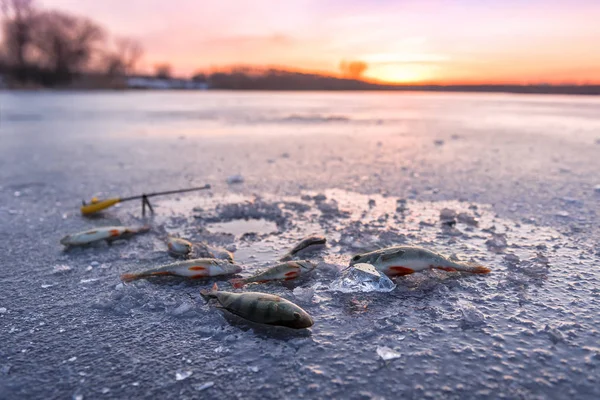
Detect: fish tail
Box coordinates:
(229, 278, 246, 289)
(200, 282, 219, 302)
(120, 273, 142, 282)
(454, 261, 491, 274)
(137, 225, 151, 233)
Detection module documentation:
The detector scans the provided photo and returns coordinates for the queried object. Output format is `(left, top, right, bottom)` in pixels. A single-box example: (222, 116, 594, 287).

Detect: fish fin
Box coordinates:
(377, 248, 406, 263)
(279, 254, 292, 262)
(454, 261, 491, 274)
(387, 266, 415, 276)
(200, 283, 219, 302)
(109, 229, 121, 237)
(229, 278, 245, 289)
(470, 264, 491, 274)
(433, 266, 458, 272)
(120, 273, 140, 282)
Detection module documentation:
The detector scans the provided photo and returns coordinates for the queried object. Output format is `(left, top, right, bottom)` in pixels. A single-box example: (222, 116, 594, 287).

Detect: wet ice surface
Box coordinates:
(3, 187, 600, 399)
(2, 92, 600, 399)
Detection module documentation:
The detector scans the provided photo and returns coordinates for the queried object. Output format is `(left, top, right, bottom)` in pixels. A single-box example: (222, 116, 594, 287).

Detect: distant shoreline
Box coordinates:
(3, 86, 600, 96)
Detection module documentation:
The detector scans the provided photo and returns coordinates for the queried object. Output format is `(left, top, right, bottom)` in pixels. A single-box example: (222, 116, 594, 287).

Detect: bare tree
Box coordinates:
(103, 37, 143, 76)
(31, 10, 105, 82)
(154, 63, 171, 79)
(340, 60, 368, 79)
(1, 0, 37, 78)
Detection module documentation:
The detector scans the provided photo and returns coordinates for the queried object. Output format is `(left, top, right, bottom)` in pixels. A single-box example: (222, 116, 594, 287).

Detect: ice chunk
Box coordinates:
(175, 370, 193, 381)
(376, 346, 402, 361)
(457, 212, 478, 226)
(227, 174, 244, 184)
(594, 185, 600, 193)
(53, 264, 72, 274)
(459, 301, 486, 327)
(193, 382, 214, 391)
(172, 302, 194, 316)
(293, 287, 314, 303)
(544, 324, 565, 344)
(439, 208, 457, 220)
(329, 263, 396, 293)
(504, 253, 520, 266)
(0, 307, 6, 314)
(485, 233, 507, 252)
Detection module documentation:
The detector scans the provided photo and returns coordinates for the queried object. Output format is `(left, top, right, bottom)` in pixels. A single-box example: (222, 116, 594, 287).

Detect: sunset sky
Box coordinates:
(44, 0, 600, 84)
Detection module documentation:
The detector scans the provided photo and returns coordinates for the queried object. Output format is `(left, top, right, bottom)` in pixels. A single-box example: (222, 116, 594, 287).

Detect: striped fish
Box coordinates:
(230, 260, 316, 288)
(121, 258, 242, 282)
(201, 283, 313, 329)
(60, 225, 150, 247)
(350, 245, 491, 277)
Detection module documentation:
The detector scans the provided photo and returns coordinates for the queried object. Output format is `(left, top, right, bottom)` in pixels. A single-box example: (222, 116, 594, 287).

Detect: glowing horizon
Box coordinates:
(43, 0, 600, 84)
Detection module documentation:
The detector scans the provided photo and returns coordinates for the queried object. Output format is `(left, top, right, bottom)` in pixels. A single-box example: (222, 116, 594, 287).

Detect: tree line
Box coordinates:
(0, 0, 143, 87)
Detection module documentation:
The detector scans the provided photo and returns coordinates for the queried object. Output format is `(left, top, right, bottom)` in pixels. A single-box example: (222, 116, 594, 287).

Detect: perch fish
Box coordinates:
(121, 258, 242, 282)
(350, 245, 491, 277)
(60, 225, 150, 247)
(201, 283, 314, 329)
(230, 260, 316, 288)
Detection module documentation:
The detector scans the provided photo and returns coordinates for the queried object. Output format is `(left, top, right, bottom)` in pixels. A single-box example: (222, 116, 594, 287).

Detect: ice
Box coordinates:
(459, 301, 486, 327)
(52, 264, 72, 274)
(555, 210, 570, 217)
(68, 357, 77, 362)
(226, 174, 244, 184)
(594, 185, 600, 193)
(193, 382, 215, 391)
(172, 302, 194, 316)
(72, 395, 83, 400)
(439, 208, 457, 220)
(292, 287, 314, 303)
(247, 366, 259, 373)
(544, 325, 565, 344)
(457, 212, 479, 226)
(329, 263, 396, 293)
(503, 253, 520, 266)
(376, 346, 402, 361)
(101, 388, 110, 394)
(485, 233, 507, 252)
(175, 370, 193, 381)
(0, 307, 7, 314)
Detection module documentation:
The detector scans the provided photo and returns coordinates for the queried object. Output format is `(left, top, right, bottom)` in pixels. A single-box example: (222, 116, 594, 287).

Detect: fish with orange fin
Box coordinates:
(60, 225, 150, 247)
(349, 245, 491, 277)
(201, 283, 314, 329)
(120, 258, 242, 282)
(230, 260, 316, 288)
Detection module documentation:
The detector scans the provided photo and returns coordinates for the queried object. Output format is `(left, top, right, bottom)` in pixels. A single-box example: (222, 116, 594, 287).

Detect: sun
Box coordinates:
(366, 64, 436, 84)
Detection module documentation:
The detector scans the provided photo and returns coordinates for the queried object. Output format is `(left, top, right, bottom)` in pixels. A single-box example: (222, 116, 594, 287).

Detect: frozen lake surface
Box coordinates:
(1, 91, 600, 399)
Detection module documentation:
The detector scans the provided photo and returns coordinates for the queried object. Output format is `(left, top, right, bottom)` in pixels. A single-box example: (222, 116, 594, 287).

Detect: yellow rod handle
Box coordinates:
(80, 198, 121, 215)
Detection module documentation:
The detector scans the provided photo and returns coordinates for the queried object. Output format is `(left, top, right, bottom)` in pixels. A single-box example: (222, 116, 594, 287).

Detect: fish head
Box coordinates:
(224, 262, 242, 274)
(296, 260, 317, 272)
(278, 304, 314, 329)
(60, 235, 72, 246)
(349, 252, 374, 266)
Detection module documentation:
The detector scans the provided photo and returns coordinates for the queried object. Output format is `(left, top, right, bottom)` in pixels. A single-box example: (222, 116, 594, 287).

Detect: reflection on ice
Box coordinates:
(329, 263, 396, 293)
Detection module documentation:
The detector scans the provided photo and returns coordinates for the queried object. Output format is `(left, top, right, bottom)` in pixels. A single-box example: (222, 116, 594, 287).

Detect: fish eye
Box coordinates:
(352, 255, 361, 262)
(293, 312, 301, 320)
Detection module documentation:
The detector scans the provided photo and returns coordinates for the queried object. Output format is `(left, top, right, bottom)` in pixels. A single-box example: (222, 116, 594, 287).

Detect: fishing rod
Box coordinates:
(81, 184, 211, 216)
